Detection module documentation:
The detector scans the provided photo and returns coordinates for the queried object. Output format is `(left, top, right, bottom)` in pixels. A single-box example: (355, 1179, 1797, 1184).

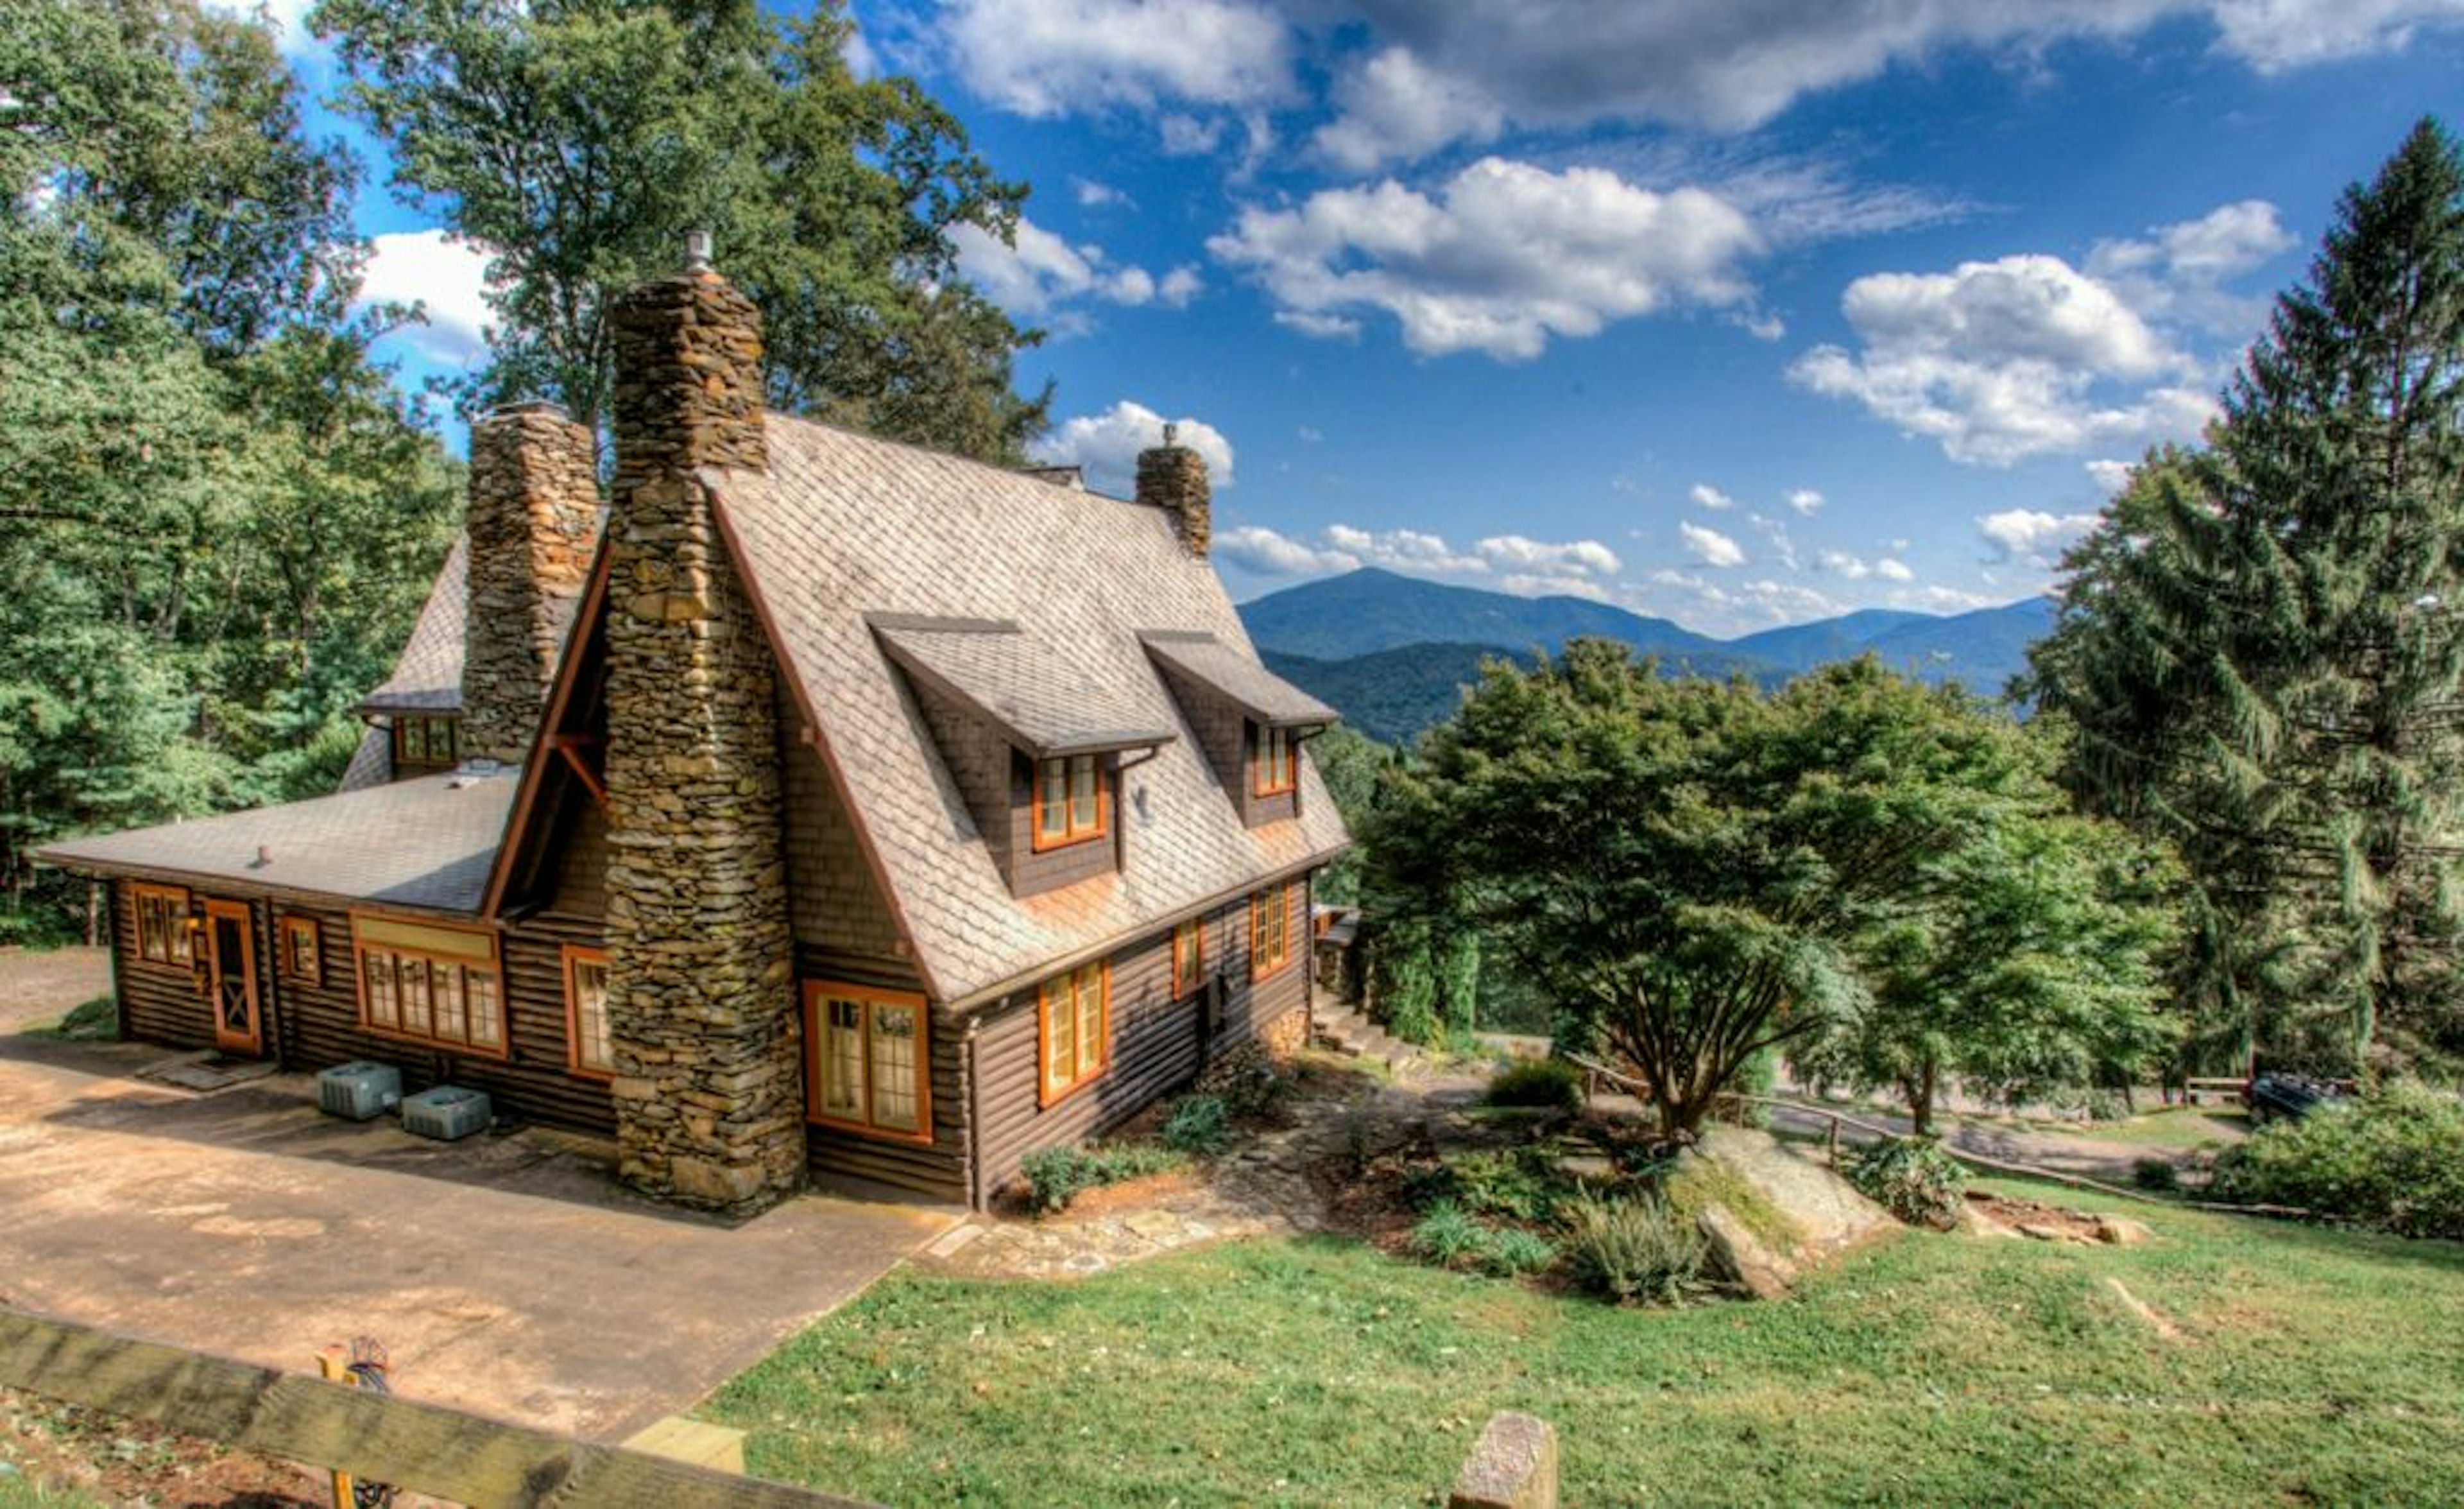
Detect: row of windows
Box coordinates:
(1024, 723, 1306, 865)
(130, 879, 1305, 1143)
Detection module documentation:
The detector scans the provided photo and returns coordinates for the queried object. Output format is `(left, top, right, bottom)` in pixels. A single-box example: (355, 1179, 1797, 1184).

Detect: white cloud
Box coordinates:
(1032, 400, 1235, 495)
(1312, 46, 1507, 172)
(1301, 3, 2464, 166)
(952, 217, 1200, 323)
(1475, 534, 1622, 575)
(1210, 157, 1761, 361)
(936, 0, 1293, 117)
(1888, 583, 2006, 614)
(1689, 483, 1737, 510)
(1074, 178, 1130, 208)
(1786, 488, 1825, 515)
(2085, 458, 2137, 496)
(1978, 508, 2102, 566)
(1816, 549, 1915, 581)
(1744, 513, 1801, 571)
(1875, 558, 1915, 582)
(1636, 569, 1845, 632)
(1217, 526, 1357, 577)
(1324, 524, 1487, 574)
(1679, 521, 1746, 568)
(2085, 199, 2297, 334)
(1790, 250, 2221, 465)
(204, 0, 318, 55)
(357, 229, 495, 364)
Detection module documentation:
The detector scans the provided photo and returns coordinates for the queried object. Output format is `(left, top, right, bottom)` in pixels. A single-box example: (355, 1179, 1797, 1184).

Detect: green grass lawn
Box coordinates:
(709, 1178, 2464, 1506)
(2045, 1106, 2250, 1151)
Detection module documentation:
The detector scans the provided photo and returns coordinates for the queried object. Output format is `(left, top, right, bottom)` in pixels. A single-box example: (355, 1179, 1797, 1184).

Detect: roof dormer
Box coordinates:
(1140, 631, 1337, 828)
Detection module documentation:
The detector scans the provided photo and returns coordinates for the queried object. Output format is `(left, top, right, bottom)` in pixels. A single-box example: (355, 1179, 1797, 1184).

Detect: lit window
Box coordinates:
(804, 984, 931, 1140)
(1252, 725, 1297, 797)
(1173, 917, 1205, 999)
(352, 915, 504, 1053)
(1034, 753, 1108, 849)
(1039, 961, 1109, 1103)
(564, 946, 613, 1076)
(133, 885, 194, 967)
(1250, 882, 1297, 981)
(282, 917, 321, 985)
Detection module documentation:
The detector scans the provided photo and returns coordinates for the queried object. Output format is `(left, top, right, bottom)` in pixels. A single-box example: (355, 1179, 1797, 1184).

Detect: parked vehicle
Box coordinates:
(2246, 1073, 2348, 1125)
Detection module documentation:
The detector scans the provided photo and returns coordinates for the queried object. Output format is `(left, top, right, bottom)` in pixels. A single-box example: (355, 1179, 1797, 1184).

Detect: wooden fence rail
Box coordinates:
(0, 1307, 872, 1509)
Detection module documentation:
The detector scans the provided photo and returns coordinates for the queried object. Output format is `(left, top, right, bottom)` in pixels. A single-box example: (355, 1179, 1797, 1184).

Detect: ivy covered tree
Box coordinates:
(1368, 646, 2078, 1137)
(314, 0, 1050, 458)
(2030, 119, 2464, 1078)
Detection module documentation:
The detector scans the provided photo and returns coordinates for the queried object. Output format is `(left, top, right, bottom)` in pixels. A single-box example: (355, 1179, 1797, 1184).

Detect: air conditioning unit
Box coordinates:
(400, 1085, 493, 1142)
(316, 1061, 403, 1121)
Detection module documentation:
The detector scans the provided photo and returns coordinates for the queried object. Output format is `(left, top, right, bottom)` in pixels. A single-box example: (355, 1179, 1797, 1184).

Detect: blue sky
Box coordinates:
(243, 0, 2462, 633)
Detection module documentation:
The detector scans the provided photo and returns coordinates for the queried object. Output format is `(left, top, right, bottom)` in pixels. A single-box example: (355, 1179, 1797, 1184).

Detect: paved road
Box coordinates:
(0, 948, 953, 1442)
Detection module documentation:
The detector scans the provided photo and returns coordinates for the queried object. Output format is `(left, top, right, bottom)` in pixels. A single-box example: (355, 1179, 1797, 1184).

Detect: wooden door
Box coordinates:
(203, 899, 262, 1056)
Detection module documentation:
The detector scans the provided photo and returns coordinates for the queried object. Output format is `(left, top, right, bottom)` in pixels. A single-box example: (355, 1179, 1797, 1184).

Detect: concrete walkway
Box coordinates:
(0, 949, 954, 1442)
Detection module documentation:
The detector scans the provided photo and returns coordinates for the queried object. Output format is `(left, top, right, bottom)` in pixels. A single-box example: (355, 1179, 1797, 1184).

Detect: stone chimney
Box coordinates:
(1135, 422, 1211, 558)
(601, 235, 802, 1218)
(458, 401, 598, 764)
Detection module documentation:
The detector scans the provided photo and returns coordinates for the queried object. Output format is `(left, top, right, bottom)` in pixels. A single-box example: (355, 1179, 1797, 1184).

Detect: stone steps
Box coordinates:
(1312, 1004, 1428, 1075)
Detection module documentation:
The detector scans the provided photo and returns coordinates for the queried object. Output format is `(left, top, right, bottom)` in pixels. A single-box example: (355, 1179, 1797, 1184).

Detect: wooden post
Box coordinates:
(1827, 1117, 1840, 1168)
(315, 1347, 355, 1509)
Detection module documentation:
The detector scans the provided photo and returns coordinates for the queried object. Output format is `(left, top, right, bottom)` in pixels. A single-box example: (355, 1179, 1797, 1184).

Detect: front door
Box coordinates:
(203, 899, 262, 1056)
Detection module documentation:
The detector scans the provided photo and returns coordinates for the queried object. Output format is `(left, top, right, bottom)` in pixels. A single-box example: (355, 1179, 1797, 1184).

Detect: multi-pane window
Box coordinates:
(805, 984, 930, 1140)
(564, 946, 613, 1077)
(354, 915, 504, 1054)
(1252, 725, 1297, 797)
(133, 885, 193, 967)
(1033, 753, 1106, 849)
(1173, 917, 1206, 999)
(391, 715, 460, 773)
(282, 917, 321, 985)
(1039, 961, 1109, 1103)
(1250, 881, 1297, 981)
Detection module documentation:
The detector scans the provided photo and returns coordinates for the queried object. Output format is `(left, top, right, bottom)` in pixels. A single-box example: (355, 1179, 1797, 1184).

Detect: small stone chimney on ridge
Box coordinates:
(458, 401, 598, 765)
(1136, 422, 1211, 558)
(600, 232, 803, 1218)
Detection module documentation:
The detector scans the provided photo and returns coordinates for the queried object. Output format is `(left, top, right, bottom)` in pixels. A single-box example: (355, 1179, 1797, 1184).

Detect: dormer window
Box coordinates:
(391, 714, 460, 773)
(1034, 754, 1109, 850)
(1252, 725, 1297, 797)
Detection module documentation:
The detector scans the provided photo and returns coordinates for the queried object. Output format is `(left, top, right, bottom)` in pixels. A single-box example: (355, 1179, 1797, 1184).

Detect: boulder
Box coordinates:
(2094, 1216, 2157, 1246)
(1675, 1128, 1897, 1299)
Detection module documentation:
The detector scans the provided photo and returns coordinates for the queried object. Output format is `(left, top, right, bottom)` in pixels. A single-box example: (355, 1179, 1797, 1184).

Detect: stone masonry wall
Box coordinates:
(601, 267, 803, 1217)
(1134, 443, 1210, 558)
(460, 401, 599, 764)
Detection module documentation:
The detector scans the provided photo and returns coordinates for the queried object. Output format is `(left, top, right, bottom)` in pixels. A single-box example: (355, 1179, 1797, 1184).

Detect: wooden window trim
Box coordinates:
(802, 981, 935, 1146)
(1036, 961, 1111, 1107)
(391, 714, 461, 773)
(1172, 916, 1206, 1001)
(1029, 754, 1111, 853)
(1251, 724, 1298, 798)
(562, 945, 613, 1080)
(346, 910, 509, 1060)
(130, 883, 195, 969)
(1249, 881, 1299, 983)
(280, 915, 321, 987)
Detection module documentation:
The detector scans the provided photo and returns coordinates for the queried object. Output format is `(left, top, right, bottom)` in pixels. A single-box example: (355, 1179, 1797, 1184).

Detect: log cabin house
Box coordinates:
(39, 245, 1348, 1217)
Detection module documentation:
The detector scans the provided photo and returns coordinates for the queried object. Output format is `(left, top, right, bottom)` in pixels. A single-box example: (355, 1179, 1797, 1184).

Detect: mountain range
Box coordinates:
(1239, 569, 2057, 745)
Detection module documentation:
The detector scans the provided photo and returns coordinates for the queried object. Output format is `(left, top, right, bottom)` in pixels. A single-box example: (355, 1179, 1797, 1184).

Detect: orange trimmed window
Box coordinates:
(1038, 961, 1109, 1103)
(1172, 917, 1205, 999)
(391, 714, 459, 773)
(563, 945, 613, 1077)
(1032, 754, 1107, 849)
(352, 915, 504, 1055)
(1250, 881, 1297, 981)
(132, 884, 194, 967)
(805, 983, 930, 1141)
(1252, 725, 1297, 797)
(281, 916, 321, 986)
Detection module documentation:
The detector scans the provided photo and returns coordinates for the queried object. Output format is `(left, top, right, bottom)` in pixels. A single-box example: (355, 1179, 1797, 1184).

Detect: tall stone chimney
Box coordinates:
(601, 236, 802, 1218)
(458, 401, 598, 764)
(1136, 422, 1211, 558)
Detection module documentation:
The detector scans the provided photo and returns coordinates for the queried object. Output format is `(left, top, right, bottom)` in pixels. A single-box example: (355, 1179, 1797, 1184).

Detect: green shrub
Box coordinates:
(1410, 1147, 1569, 1222)
(1021, 1142, 1188, 1214)
(1407, 1201, 1561, 1278)
(1560, 1192, 1706, 1305)
(1162, 1095, 1232, 1156)
(2210, 1083, 2464, 1239)
(2132, 1157, 2182, 1194)
(1485, 1058, 1584, 1114)
(36, 996, 118, 1042)
(1843, 1136, 1970, 1229)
